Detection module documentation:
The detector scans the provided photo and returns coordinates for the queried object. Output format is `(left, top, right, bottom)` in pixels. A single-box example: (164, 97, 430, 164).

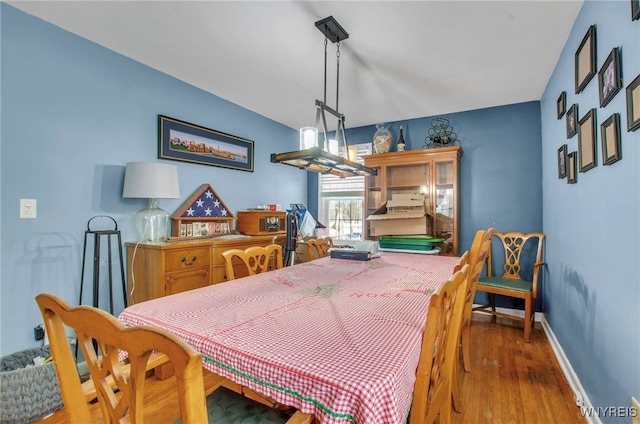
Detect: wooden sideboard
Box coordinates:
(126, 234, 284, 304)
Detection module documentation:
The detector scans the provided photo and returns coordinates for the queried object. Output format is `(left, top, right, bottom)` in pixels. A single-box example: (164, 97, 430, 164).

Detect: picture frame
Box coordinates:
(601, 113, 622, 166)
(158, 115, 254, 172)
(566, 103, 578, 138)
(557, 91, 567, 119)
(557, 144, 567, 179)
(567, 151, 577, 184)
(632, 0, 640, 21)
(575, 25, 597, 94)
(626, 74, 640, 131)
(598, 47, 623, 108)
(578, 108, 597, 173)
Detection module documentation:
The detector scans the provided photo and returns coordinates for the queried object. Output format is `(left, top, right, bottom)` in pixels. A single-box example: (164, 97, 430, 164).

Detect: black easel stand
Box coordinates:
(78, 216, 127, 314)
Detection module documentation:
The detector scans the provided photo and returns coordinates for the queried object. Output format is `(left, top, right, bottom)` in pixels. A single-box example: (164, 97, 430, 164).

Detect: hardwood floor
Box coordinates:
(35, 314, 586, 423)
(453, 314, 587, 424)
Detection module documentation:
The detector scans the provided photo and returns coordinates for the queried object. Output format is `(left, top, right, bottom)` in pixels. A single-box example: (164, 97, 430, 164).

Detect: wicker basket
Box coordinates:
(0, 346, 63, 424)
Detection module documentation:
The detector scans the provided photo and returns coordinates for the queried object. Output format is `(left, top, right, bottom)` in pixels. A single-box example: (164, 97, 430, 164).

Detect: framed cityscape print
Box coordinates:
(598, 47, 622, 108)
(567, 152, 577, 184)
(578, 108, 597, 173)
(601, 113, 622, 166)
(575, 25, 597, 94)
(566, 104, 578, 138)
(158, 115, 254, 172)
(627, 74, 640, 131)
(557, 144, 567, 178)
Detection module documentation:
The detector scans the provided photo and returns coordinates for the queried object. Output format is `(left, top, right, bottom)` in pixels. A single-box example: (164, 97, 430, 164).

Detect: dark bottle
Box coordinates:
(397, 125, 406, 151)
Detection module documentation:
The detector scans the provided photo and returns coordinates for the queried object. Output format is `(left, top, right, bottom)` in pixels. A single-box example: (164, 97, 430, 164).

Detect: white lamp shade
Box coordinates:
(122, 162, 180, 199)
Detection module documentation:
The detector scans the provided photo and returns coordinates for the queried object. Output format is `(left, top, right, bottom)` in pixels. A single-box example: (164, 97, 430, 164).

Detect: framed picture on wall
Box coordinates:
(566, 103, 578, 138)
(632, 0, 640, 21)
(601, 113, 622, 166)
(557, 144, 567, 179)
(158, 115, 254, 172)
(626, 74, 640, 131)
(598, 47, 623, 108)
(575, 25, 597, 94)
(578, 108, 597, 173)
(557, 92, 567, 119)
(567, 152, 577, 184)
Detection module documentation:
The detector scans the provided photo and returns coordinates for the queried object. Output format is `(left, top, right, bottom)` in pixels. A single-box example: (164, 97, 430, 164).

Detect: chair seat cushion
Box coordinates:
(176, 386, 291, 423)
(478, 277, 532, 292)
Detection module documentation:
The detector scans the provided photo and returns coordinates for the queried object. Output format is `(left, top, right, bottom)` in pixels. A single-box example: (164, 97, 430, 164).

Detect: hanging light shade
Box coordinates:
(270, 16, 377, 178)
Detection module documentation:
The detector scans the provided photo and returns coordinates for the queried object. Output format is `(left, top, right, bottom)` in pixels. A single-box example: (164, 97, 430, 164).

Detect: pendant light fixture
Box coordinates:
(270, 16, 377, 178)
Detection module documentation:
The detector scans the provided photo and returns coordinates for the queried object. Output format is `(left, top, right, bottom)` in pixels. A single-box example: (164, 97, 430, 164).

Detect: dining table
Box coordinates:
(118, 251, 460, 424)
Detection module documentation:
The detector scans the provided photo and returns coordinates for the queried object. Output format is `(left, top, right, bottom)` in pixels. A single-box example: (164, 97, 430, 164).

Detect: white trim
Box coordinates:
(540, 315, 601, 424)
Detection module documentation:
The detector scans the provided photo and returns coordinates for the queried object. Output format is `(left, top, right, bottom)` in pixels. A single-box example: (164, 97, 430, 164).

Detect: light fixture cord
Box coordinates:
(323, 37, 328, 107)
(336, 41, 340, 115)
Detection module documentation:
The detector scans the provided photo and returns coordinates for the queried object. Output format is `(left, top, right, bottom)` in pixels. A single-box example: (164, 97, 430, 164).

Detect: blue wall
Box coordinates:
(1, 4, 305, 355)
(541, 1, 639, 421)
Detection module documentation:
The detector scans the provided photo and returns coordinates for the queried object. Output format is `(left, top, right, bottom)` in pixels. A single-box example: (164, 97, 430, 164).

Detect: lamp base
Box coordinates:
(134, 199, 170, 242)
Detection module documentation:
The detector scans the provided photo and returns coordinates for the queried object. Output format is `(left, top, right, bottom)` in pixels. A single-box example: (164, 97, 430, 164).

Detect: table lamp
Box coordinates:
(122, 162, 180, 242)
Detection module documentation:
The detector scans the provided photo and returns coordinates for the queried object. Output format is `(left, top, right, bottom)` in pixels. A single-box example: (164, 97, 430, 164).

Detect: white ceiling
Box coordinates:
(8, 0, 584, 130)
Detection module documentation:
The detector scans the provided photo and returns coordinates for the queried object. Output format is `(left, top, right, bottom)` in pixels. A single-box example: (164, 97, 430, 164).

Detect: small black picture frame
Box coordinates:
(627, 74, 640, 131)
(558, 144, 567, 179)
(598, 47, 623, 108)
(567, 151, 577, 184)
(632, 0, 640, 21)
(575, 25, 597, 94)
(566, 104, 578, 138)
(578, 108, 597, 173)
(601, 113, 622, 166)
(557, 92, 567, 119)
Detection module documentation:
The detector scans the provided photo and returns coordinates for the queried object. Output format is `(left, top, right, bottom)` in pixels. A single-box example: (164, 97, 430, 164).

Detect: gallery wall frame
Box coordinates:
(575, 25, 597, 94)
(567, 152, 577, 184)
(627, 74, 640, 131)
(632, 0, 640, 21)
(601, 113, 622, 166)
(578, 108, 597, 173)
(557, 144, 567, 179)
(598, 47, 623, 108)
(566, 104, 578, 138)
(158, 115, 254, 172)
(557, 92, 567, 119)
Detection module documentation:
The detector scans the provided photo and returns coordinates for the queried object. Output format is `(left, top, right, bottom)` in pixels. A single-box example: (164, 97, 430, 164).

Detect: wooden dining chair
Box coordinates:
(222, 244, 283, 281)
(409, 263, 470, 424)
(450, 228, 494, 413)
(306, 237, 332, 260)
(36, 293, 313, 424)
(473, 231, 545, 342)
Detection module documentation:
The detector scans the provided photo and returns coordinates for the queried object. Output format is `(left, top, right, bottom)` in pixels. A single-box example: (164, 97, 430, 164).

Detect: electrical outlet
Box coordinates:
(632, 397, 639, 424)
(34, 325, 45, 341)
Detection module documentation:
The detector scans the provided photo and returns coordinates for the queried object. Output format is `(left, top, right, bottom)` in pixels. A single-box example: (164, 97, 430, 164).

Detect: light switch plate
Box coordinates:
(20, 199, 37, 219)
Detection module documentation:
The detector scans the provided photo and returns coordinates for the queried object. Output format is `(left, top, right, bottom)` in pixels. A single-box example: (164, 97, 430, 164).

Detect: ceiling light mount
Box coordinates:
(271, 16, 376, 178)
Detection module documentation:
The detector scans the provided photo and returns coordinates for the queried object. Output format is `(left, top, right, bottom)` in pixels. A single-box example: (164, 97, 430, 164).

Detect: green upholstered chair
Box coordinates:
(473, 231, 545, 343)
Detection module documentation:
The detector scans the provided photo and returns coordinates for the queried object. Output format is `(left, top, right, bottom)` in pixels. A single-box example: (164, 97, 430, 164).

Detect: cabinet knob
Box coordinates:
(166, 276, 176, 285)
(181, 256, 197, 265)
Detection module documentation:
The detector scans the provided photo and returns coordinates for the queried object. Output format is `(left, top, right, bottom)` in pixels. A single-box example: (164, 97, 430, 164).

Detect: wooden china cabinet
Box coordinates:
(364, 146, 463, 255)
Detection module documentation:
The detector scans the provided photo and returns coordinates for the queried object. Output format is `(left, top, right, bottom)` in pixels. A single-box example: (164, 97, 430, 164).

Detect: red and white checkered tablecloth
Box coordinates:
(119, 252, 459, 424)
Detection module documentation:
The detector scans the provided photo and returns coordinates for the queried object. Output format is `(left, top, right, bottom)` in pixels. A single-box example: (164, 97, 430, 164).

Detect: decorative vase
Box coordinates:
(373, 123, 392, 154)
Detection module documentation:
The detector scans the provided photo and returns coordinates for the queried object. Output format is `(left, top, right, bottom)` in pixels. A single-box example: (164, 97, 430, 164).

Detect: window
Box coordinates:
(317, 143, 372, 241)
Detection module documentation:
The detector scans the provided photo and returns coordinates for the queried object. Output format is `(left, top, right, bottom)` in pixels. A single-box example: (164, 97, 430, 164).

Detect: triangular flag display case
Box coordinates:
(170, 184, 236, 238)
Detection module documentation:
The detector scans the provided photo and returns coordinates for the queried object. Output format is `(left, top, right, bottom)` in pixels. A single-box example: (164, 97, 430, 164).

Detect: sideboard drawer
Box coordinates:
(165, 247, 211, 272)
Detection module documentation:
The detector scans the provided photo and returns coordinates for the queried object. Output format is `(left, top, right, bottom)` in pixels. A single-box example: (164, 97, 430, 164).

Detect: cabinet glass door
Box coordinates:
(434, 160, 454, 253)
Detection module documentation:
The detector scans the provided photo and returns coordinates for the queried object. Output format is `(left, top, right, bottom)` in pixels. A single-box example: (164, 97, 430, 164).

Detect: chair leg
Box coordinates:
(461, 322, 472, 373)
(489, 293, 497, 322)
(524, 295, 532, 343)
(452, 356, 463, 413)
